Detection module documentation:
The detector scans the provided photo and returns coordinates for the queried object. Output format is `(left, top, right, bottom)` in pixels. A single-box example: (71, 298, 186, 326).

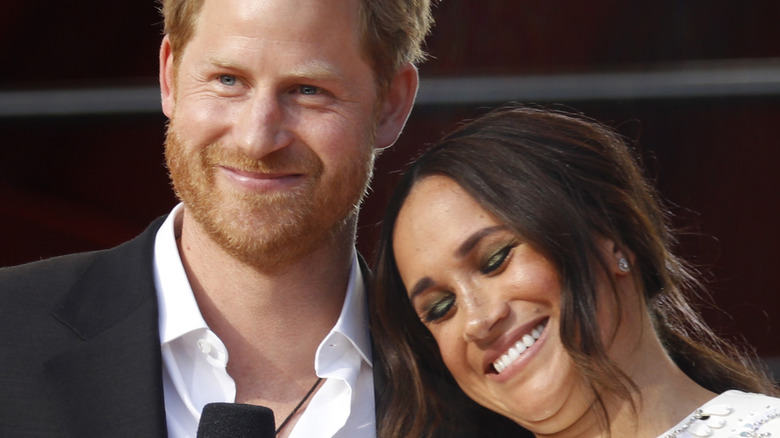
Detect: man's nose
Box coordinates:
(232, 91, 293, 158)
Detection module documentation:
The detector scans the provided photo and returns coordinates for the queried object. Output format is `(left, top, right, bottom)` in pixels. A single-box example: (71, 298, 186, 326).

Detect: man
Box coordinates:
(1, 0, 424, 436)
(1, 0, 531, 436)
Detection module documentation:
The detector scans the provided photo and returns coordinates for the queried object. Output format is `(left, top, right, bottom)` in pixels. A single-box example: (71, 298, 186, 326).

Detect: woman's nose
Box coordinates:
(462, 293, 509, 343)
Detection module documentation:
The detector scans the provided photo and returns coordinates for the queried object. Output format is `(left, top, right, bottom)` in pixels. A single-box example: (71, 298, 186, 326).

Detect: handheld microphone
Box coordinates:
(196, 402, 276, 438)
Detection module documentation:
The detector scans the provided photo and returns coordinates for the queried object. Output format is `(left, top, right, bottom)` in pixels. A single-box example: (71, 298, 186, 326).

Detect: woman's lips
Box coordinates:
(484, 317, 549, 375)
(491, 320, 547, 374)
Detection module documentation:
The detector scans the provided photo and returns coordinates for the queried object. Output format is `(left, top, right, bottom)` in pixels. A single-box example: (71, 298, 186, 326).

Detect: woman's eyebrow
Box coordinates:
(407, 225, 508, 300)
(456, 225, 507, 258)
(408, 276, 434, 300)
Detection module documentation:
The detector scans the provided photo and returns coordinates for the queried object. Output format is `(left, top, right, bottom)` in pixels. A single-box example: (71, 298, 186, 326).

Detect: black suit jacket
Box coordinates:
(0, 217, 167, 436)
(0, 217, 528, 437)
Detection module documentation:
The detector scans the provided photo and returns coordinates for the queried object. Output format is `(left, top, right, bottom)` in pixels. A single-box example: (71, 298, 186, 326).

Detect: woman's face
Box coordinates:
(392, 175, 600, 432)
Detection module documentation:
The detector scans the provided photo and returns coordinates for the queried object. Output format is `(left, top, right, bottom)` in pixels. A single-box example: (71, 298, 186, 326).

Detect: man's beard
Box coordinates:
(164, 124, 376, 272)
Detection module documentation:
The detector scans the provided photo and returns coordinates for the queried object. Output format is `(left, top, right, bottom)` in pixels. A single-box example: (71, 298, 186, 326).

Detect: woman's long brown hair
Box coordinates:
(370, 105, 778, 437)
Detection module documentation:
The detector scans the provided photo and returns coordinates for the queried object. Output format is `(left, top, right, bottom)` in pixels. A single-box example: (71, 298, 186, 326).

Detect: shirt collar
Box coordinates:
(154, 203, 209, 345)
(321, 250, 373, 367)
(155, 203, 372, 366)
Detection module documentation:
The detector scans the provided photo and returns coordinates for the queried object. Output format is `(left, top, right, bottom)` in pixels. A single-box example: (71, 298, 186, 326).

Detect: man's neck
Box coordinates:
(175, 209, 355, 410)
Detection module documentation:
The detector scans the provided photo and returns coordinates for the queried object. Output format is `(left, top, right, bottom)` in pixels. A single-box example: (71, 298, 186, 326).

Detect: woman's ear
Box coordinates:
(598, 237, 634, 275)
(374, 62, 419, 150)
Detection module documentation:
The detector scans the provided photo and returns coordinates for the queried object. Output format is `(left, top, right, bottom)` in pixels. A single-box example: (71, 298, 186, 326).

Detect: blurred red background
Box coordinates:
(1, 1, 778, 376)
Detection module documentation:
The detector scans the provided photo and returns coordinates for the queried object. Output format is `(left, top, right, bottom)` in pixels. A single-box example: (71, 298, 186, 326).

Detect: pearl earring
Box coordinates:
(617, 257, 630, 273)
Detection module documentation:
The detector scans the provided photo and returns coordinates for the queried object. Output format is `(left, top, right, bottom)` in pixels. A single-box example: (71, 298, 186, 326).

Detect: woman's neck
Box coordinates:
(537, 318, 716, 438)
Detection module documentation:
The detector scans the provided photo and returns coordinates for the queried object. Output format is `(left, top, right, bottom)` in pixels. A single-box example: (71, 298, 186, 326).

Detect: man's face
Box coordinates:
(161, 0, 383, 268)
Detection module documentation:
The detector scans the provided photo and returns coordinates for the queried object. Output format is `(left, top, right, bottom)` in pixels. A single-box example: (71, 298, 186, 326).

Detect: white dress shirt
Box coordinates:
(153, 204, 376, 437)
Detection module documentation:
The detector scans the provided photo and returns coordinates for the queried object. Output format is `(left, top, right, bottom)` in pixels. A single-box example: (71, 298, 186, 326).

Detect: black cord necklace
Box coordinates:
(275, 377, 323, 435)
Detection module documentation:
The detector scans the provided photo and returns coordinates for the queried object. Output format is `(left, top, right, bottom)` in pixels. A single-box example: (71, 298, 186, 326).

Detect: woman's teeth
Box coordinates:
(492, 321, 546, 374)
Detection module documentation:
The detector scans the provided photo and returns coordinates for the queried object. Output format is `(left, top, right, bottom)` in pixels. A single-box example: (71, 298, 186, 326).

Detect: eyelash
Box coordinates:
(423, 242, 517, 323)
(481, 242, 515, 274)
(218, 74, 238, 86)
(422, 242, 516, 323)
(423, 294, 455, 323)
(298, 84, 319, 95)
(216, 75, 320, 94)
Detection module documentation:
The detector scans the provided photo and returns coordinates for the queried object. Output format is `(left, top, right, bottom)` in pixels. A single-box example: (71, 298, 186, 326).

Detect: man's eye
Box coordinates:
(424, 294, 455, 323)
(219, 75, 237, 86)
(299, 85, 319, 95)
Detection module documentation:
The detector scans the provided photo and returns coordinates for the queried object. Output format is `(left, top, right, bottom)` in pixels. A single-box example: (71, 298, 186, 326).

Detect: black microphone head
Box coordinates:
(196, 402, 276, 438)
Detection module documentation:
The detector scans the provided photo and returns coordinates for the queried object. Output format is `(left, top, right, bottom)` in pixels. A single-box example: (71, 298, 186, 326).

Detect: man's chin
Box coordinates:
(189, 201, 320, 269)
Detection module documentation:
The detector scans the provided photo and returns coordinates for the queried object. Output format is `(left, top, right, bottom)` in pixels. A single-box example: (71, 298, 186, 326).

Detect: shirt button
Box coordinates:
(197, 339, 212, 354)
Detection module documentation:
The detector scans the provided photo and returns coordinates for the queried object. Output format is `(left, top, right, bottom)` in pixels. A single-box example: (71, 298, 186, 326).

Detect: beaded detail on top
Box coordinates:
(662, 392, 780, 438)
(731, 405, 779, 437)
(664, 405, 732, 437)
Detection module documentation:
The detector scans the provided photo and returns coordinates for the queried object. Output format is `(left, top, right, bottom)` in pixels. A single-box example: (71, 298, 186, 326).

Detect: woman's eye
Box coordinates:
(424, 294, 455, 323)
(299, 85, 320, 95)
(481, 245, 513, 274)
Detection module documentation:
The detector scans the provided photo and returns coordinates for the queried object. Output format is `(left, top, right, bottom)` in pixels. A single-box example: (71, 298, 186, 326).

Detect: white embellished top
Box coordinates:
(660, 390, 780, 438)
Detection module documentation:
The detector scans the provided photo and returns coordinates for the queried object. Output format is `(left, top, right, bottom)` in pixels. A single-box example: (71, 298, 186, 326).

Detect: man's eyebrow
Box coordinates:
(205, 55, 242, 69)
(205, 56, 341, 81)
(408, 276, 434, 301)
(456, 225, 507, 258)
(287, 60, 341, 80)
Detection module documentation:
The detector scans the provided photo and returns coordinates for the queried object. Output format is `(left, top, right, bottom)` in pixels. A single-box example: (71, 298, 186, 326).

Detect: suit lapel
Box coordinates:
(46, 217, 168, 436)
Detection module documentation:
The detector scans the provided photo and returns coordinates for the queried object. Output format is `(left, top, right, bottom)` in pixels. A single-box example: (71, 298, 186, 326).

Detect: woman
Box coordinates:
(370, 106, 780, 437)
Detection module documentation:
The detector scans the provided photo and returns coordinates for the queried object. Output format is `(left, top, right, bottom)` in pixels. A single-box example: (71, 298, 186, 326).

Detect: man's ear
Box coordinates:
(159, 35, 176, 118)
(374, 62, 419, 150)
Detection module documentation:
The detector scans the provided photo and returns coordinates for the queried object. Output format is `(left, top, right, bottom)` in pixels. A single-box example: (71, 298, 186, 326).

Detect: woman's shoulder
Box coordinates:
(712, 389, 780, 407)
(659, 390, 780, 438)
